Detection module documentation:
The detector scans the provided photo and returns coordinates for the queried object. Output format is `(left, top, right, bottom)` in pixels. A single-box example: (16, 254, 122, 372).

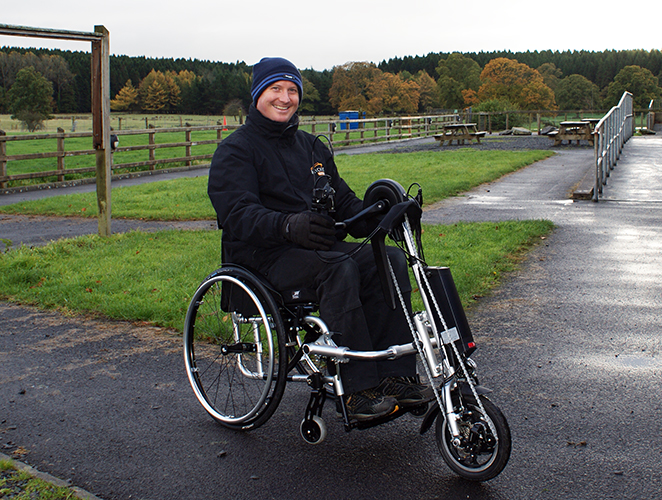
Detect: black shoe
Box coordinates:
(377, 376, 434, 406)
(345, 389, 398, 421)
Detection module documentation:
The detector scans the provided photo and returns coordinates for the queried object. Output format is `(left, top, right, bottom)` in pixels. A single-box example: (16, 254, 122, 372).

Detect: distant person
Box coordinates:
(208, 57, 432, 421)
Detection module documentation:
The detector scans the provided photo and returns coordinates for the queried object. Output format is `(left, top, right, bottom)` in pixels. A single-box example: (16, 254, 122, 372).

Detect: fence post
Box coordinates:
(148, 125, 156, 170)
(0, 130, 6, 189)
(185, 125, 192, 167)
(57, 127, 65, 182)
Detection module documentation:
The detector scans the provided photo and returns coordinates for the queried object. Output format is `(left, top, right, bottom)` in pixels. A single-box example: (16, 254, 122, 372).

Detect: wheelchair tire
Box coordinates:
(435, 394, 511, 481)
(183, 267, 288, 431)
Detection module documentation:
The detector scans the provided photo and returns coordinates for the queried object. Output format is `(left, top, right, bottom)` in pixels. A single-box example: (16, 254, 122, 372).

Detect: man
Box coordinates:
(208, 57, 431, 421)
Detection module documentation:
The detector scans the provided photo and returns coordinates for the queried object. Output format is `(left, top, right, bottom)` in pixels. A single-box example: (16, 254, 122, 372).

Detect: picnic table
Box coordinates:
(581, 118, 600, 132)
(548, 121, 594, 146)
(434, 123, 486, 146)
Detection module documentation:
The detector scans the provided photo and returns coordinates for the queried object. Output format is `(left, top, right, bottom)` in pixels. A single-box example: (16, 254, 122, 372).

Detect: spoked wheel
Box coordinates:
(435, 394, 511, 481)
(183, 267, 288, 431)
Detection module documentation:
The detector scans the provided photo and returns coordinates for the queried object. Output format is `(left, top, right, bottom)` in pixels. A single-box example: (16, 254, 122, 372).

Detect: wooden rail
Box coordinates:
(0, 114, 457, 190)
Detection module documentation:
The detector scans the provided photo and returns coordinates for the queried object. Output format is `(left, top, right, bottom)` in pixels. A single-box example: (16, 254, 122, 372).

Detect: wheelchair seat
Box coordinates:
(219, 262, 318, 317)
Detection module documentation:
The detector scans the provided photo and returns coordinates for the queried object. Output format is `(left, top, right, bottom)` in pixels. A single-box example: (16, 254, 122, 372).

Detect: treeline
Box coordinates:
(1, 46, 661, 117)
(379, 49, 662, 91)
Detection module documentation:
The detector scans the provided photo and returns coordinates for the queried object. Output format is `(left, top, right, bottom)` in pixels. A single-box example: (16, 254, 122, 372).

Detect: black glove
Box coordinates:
(282, 211, 336, 250)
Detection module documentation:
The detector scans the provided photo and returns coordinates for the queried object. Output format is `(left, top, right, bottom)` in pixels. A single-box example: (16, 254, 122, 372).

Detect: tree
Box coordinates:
(366, 72, 420, 115)
(412, 70, 440, 111)
(537, 63, 563, 92)
(138, 69, 181, 112)
(436, 53, 481, 110)
(143, 80, 169, 111)
(329, 62, 382, 112)
(299, 76, 320, 114)
(222, 98, 245, 121)
(477, 58, 557, 110)
(555, 74, 601, 110)
(39, 54, 75, 112)
(7, 66, 53, 132)
(604, 65, 662, 108)
(111, 79, 140, 111)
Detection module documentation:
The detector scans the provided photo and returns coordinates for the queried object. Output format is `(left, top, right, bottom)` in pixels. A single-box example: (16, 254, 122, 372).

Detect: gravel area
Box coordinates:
(391, 133, 591, 153)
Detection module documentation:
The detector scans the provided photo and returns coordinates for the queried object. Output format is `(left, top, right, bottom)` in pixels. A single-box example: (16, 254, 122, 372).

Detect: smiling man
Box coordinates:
(207, 57, 432, 422)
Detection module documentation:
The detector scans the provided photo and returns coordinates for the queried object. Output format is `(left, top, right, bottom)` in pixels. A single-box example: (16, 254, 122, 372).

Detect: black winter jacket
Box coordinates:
(208, 105, 365, 266)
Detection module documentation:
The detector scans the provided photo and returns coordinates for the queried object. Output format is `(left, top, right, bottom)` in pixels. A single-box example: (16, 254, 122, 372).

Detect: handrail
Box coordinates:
(592, 92, 634, 201)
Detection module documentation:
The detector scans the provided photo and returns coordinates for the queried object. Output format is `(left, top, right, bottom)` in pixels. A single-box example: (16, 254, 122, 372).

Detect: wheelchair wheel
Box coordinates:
(183, 267, 288, 431)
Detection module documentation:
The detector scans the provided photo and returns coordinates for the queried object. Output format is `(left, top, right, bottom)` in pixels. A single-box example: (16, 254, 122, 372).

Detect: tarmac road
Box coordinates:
(1, 135, 661, 499)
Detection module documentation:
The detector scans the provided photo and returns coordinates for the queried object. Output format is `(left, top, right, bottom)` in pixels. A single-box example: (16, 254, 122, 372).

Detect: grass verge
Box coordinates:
(0, 220, 554, 332)
(0, 458, 78, 499)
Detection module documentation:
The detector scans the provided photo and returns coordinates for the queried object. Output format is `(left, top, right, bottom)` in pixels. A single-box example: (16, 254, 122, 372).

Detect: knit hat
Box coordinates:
(250, 57, 303, 104)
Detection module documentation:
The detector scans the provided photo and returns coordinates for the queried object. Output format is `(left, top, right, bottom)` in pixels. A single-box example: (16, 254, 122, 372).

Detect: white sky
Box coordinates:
(1, 0, 661, 71)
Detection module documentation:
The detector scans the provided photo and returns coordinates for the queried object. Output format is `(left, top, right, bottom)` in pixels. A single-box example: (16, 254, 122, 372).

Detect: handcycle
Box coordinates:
(183, 179, 511, 481)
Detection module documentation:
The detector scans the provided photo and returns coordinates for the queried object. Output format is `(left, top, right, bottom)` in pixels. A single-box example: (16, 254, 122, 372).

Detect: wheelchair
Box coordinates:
(183, 179, 511, 481)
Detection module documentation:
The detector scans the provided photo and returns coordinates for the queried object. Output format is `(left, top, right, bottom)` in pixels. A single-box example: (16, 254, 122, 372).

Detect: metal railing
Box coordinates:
(593, 92, 634, 201)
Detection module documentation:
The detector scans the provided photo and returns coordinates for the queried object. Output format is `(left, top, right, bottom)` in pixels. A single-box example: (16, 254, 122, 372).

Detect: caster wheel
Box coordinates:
(300, 415, 327, 445)
(409, 402, 428, 417)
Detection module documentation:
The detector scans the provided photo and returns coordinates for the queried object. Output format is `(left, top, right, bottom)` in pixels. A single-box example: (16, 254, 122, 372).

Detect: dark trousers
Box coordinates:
(252, 241, 415, 394)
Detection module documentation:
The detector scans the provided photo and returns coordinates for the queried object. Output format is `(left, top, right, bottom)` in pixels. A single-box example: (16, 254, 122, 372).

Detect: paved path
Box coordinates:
(1, 136, 662, 499)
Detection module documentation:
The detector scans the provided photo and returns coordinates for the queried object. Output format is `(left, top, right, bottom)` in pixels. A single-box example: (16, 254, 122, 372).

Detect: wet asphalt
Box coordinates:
(1, 134, 661, 499)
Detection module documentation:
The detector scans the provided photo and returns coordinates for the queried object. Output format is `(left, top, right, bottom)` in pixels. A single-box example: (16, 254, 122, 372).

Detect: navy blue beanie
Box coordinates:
(250, 57, 303, 104)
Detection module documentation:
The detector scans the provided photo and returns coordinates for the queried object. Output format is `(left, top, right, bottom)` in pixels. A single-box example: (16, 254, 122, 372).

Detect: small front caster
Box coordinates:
(300, 415, 327, 444)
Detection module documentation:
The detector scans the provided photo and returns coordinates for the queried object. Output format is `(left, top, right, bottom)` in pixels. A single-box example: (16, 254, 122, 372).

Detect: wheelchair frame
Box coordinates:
(183, 181, 511, 481)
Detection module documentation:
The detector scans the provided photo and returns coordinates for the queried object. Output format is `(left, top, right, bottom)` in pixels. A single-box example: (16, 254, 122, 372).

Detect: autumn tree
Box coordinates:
(478, 58, 557, 110)
(329, 62, 382, 112)
(7, 66, 53, 132)
(412, 70, 439, 111)
(366, 72, 420, 114)
(604, 65, 662, 108)
(111, 79, 140, 111)
(436, 52, 481, 109)
(555, 74, 601, 110)
(138, 69, 181, 112)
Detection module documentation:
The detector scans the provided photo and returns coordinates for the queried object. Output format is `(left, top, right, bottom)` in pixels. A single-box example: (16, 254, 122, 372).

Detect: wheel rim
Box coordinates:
(184, 274, 277, 425)
(439, 401, 499, 473)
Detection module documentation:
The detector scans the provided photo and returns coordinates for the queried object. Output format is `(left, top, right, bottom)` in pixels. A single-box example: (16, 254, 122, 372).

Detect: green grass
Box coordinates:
(0, 220, 554, 332)
(0, 149, 554, 219)
(0, 459, 77, 499)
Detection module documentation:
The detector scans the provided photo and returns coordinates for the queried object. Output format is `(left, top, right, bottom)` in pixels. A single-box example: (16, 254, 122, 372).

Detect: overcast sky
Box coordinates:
(2, 0, 661, 71)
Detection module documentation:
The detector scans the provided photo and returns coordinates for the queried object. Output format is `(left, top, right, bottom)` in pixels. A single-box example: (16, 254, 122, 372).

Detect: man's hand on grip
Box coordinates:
(283, 211, 336, 250)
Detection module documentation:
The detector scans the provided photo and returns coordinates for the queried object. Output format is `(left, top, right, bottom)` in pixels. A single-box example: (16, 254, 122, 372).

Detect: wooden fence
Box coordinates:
(0, 114, 457, 190)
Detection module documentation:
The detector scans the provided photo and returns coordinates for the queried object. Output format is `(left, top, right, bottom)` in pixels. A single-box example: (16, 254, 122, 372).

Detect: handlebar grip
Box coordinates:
(336, 200, 387, 230)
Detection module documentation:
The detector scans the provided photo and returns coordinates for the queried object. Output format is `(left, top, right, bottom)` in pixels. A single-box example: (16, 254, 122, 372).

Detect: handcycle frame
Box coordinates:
(184, 179, 511, 481)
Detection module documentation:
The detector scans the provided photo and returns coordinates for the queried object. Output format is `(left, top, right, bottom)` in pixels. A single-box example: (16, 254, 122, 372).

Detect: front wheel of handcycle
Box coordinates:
(435, 394, 511, 481)
(183, 267, 288, 431)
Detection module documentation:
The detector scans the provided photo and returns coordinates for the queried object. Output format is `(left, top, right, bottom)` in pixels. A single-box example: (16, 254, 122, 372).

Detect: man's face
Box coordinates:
(256, 80, 300, 122)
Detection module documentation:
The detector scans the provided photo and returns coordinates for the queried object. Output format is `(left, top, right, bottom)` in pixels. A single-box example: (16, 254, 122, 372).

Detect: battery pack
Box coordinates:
(424, 266, 477, 356)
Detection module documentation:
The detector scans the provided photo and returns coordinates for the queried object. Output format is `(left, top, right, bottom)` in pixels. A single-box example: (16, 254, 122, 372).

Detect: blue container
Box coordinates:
(339, 110, 359, 130)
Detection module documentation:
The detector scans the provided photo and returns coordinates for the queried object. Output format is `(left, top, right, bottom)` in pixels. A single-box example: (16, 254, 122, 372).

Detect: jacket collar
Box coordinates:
(247, 104, 299, 141)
